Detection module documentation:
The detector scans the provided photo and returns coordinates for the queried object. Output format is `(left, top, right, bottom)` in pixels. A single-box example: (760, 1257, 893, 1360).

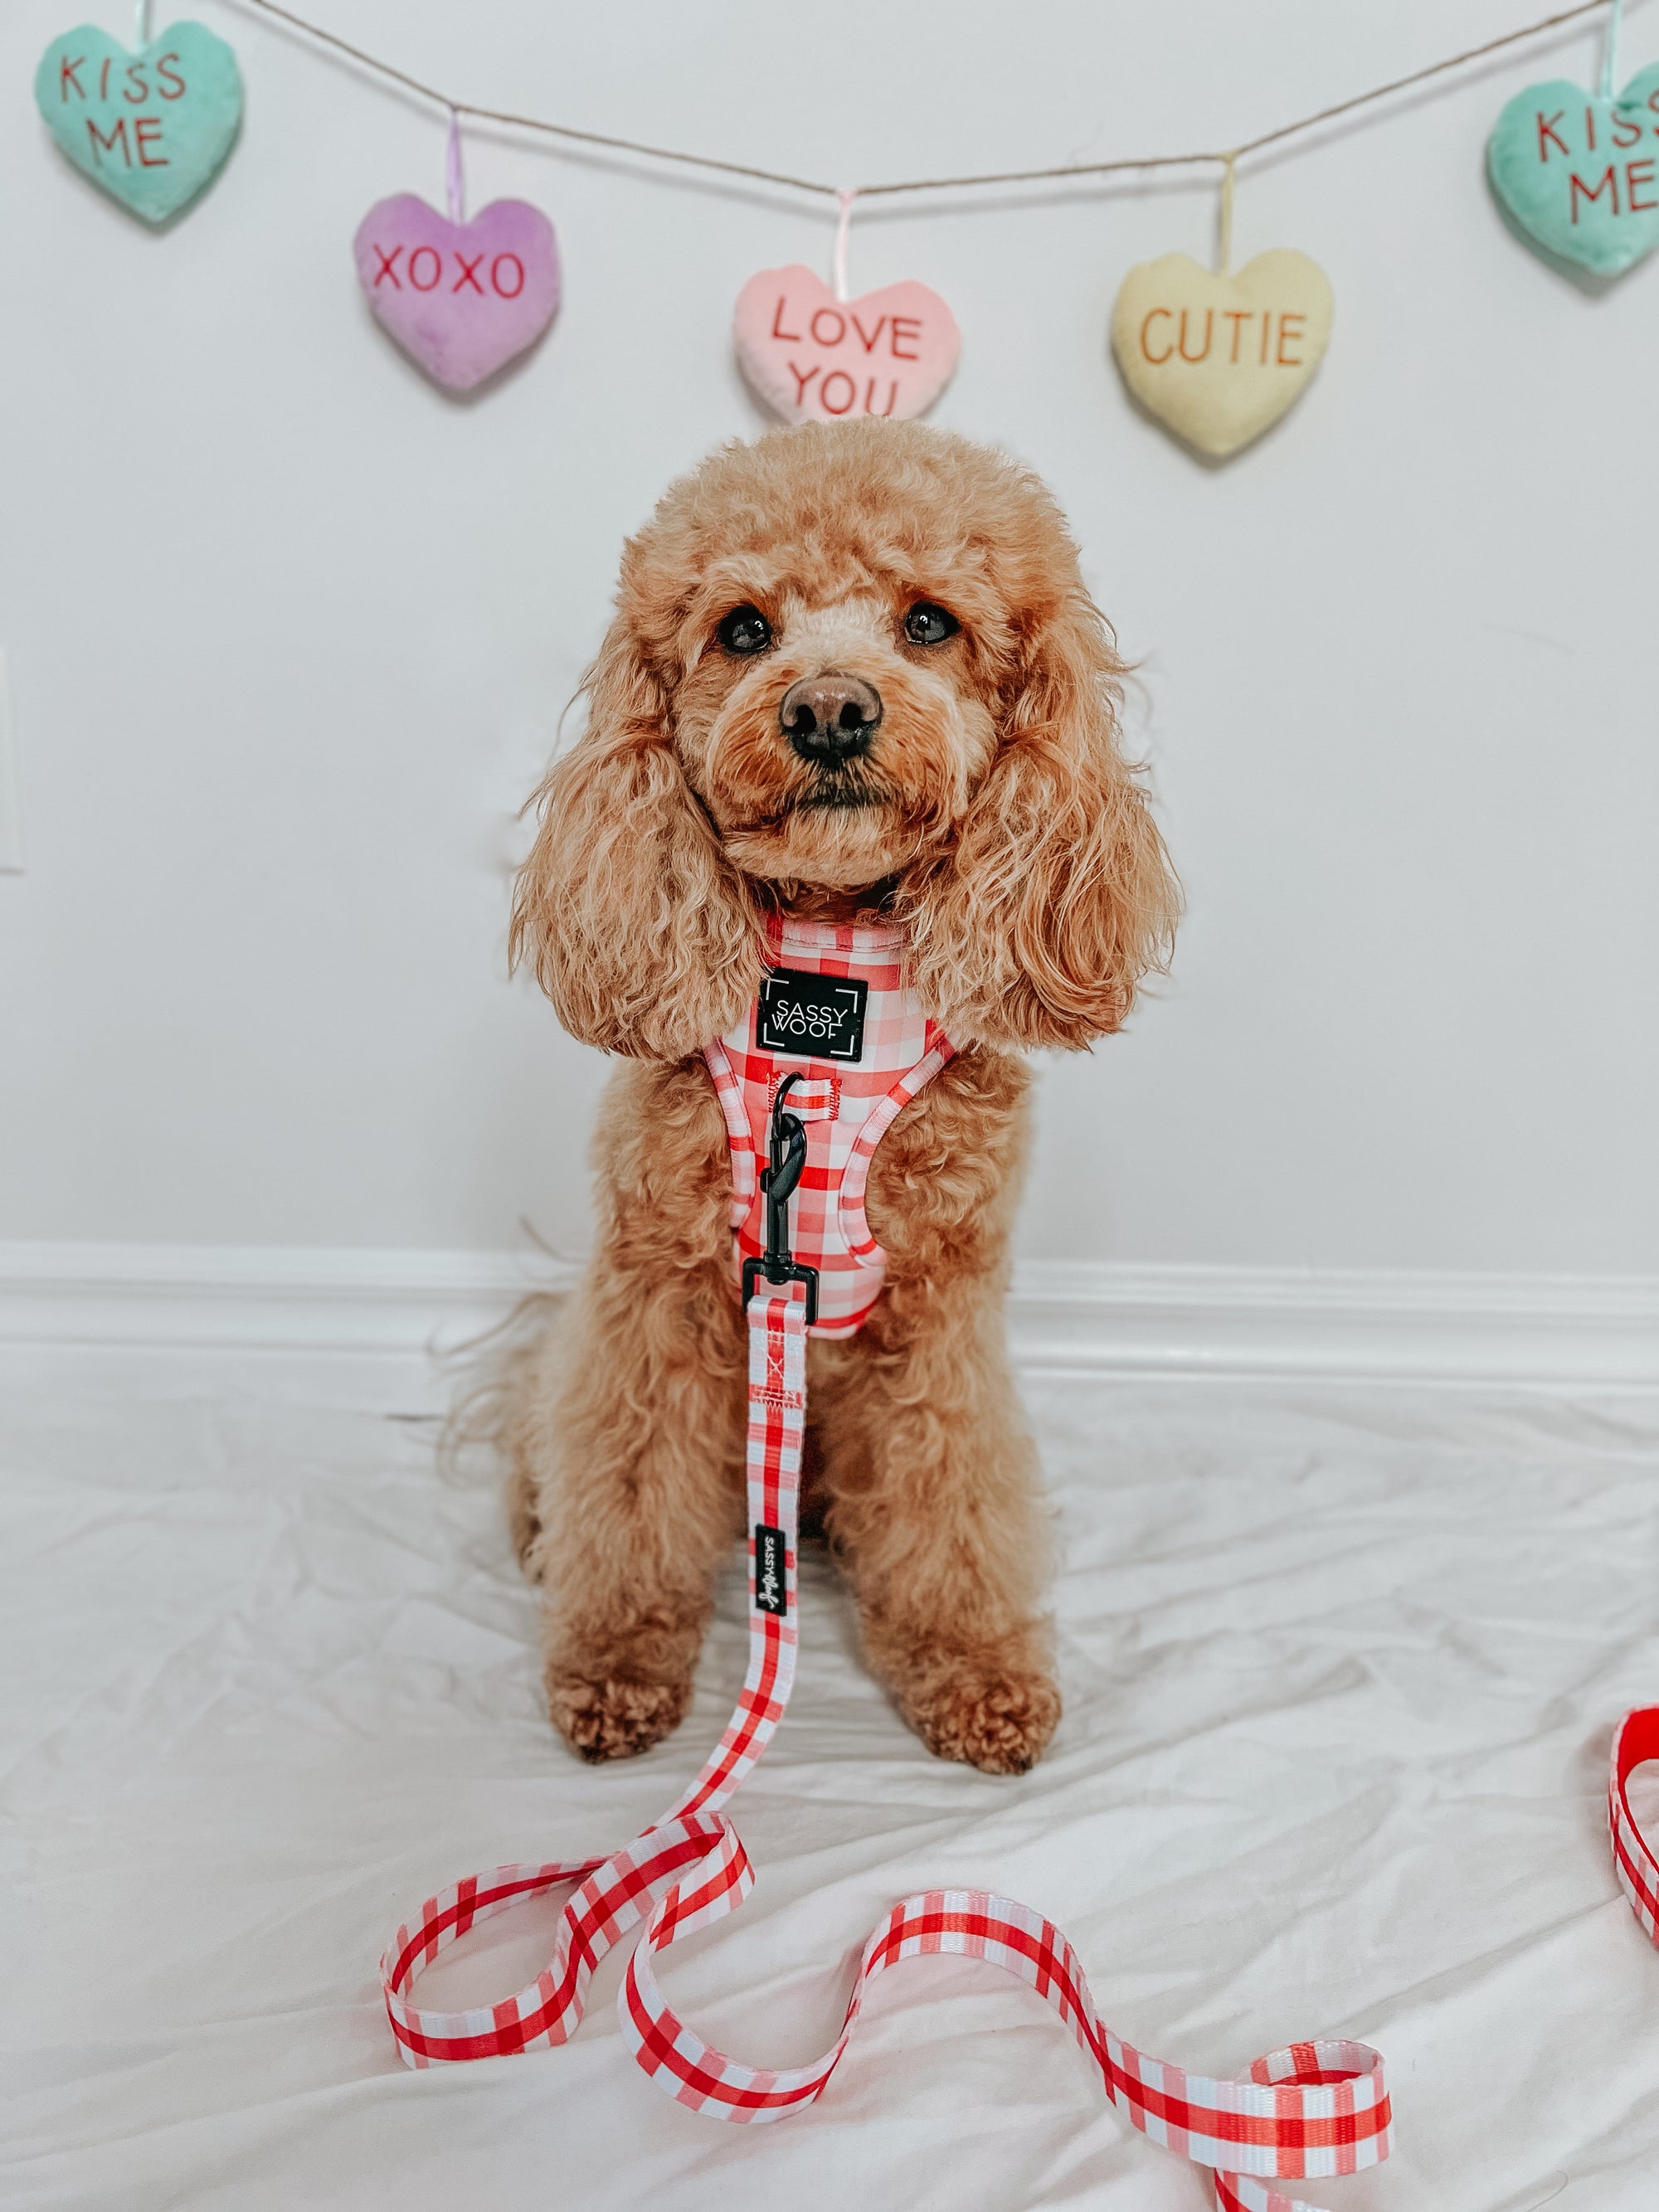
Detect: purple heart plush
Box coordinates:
(353, 195, 560, 391)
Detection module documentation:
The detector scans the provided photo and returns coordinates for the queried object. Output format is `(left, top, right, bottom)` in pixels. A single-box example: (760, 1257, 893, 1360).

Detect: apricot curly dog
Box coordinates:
(503, 417, 1178, 1777)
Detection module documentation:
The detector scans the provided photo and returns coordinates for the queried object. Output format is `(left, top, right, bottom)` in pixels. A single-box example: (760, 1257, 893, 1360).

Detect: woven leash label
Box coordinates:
(754, 1524, 787, 1616)
(757, 970, 868, 1062)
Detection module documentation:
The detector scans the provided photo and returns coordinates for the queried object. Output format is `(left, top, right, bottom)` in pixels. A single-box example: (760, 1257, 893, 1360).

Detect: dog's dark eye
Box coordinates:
(718, 605, 772, 656)
(903, 603, 960, 647)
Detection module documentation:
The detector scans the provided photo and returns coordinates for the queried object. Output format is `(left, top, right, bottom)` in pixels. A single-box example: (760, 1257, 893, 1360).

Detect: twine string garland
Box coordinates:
(236, 0, 1627, 207)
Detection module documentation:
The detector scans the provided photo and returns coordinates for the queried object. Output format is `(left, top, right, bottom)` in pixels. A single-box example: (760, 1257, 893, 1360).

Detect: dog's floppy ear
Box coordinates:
(897, 590, 1179, 1050)
(509, 612, 763, 1059)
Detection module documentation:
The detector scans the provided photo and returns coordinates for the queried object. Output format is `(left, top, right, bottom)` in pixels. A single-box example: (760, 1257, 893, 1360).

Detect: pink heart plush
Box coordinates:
(353, 195, 560, 391)
(734, 264, 959, 423)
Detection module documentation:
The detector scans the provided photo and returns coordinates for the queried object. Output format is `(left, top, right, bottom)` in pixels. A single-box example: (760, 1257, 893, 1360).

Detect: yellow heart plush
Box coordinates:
(1111, 250, 1334, 459)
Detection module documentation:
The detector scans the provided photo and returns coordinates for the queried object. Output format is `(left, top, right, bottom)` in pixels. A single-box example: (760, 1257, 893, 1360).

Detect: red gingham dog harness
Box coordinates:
(380, 927, 1394, 2210)
(704, 917, 956, 1336)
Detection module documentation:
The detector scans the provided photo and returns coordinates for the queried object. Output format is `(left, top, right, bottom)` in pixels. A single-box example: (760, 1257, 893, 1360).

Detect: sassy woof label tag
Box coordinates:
(734, 265, 959, 423)
(354, 196, 561, 391)
(1487, 66, 1659, 275)
(757, 969, 868, 1062)
(753, 1524, 786, 1616)
(1111, 250, 1333, 459)
(35, 22, 242, 224)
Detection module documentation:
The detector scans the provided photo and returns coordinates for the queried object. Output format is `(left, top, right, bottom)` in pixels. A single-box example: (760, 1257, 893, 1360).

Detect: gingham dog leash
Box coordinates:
(381, 1276, 1391, 2210)
(1612, 1707, 1659, 1945)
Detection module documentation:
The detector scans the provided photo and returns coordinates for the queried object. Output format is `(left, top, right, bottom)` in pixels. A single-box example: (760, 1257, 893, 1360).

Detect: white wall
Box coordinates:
(2, 0, 1657, 1276)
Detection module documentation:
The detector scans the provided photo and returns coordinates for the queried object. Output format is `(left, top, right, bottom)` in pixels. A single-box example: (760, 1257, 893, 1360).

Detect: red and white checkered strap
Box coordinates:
(380, 1286, 808, 2067)
(1611, 1707, 1659, 1945)
(381, 1286, 1391, 2208)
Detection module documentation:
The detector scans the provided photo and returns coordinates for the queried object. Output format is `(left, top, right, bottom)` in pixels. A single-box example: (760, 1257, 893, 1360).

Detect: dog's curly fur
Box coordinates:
(503, 418, 1178, 1776)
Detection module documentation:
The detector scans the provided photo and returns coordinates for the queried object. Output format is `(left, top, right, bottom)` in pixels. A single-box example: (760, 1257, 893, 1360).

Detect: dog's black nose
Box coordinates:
(780, 672, 882, 766)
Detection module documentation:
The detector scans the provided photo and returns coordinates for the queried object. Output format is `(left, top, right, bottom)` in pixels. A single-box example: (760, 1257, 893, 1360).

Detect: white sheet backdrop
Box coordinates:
(4, 1374, 1658, 2210)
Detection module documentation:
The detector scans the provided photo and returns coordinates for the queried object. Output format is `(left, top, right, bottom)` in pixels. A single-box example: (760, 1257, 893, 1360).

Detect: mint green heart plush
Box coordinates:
(1488, 64, 1659, 275)
(35, 22, 242, 224)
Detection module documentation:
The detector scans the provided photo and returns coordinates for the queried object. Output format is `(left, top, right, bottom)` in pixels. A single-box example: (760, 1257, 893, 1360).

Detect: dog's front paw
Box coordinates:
(546, 1665, 691, 1763)
(902, 1663, 1061, 1776)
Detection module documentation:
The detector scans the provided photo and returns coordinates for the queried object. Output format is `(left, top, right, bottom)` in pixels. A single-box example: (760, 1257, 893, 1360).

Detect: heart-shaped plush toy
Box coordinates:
(1111, 250, 1334, 459)
(35, 21, 242, 224)
(353, 197, 561, 392)
(734, 265, 959, 423)
(1487, 65, 1659, 275)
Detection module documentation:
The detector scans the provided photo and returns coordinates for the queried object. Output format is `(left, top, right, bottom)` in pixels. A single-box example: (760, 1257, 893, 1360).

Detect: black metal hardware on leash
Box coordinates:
(741, 1070, 820, 1325)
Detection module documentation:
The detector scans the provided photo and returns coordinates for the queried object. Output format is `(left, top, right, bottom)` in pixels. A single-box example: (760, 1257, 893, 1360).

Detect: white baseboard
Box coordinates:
(1012, 1262, 1659, 1388)
(0, 1243, 563, 1414)
(2, 1242, 1658, 1411)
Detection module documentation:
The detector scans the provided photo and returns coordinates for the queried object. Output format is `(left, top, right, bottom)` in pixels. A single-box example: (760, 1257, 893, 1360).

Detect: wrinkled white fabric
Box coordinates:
(2, 1375, 1657, 2210)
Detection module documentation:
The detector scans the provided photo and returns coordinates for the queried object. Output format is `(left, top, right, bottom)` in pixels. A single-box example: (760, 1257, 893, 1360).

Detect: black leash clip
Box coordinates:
(741, 1071, 819, 1325)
